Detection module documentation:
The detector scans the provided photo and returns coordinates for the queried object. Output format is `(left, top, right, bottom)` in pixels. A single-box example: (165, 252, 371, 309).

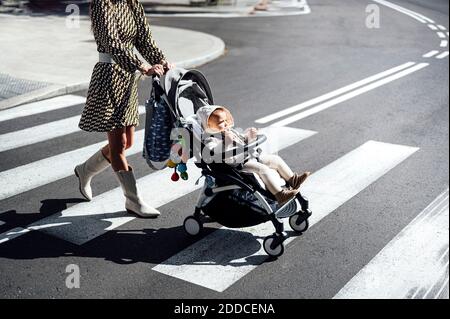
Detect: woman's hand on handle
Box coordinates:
(161, 60, 176, 73)
(139, 63, 165, 77)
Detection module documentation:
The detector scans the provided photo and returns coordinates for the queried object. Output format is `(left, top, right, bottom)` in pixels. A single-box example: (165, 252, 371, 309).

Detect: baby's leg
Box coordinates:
(242, 161, 283, 195)
(258, 154, 294, 182)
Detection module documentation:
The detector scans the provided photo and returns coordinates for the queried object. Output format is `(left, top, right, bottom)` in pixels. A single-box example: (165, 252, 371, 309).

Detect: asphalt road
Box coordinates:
(0, 0, 448, 299)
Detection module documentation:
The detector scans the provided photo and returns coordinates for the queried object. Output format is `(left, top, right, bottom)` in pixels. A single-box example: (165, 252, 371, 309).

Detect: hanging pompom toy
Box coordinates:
(171, 170, 180, 182)
(167, 159, 177, 168)
(180, 172, 189, 180)
(177, 163, 187, 173)
(168, 134, 189, 182)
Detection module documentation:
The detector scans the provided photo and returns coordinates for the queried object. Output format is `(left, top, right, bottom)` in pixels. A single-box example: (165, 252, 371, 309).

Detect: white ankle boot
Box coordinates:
(114, 166, 160, 218)
(74, 150, 110, 201)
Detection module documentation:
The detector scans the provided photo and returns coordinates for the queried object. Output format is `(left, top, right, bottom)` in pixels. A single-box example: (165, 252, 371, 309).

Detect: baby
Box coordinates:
(196, 105, 310, 206)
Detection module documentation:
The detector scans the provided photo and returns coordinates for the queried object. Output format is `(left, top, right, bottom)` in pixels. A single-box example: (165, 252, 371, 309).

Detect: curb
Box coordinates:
(172, 31, 226, 69)
(0, 32, 226, 111)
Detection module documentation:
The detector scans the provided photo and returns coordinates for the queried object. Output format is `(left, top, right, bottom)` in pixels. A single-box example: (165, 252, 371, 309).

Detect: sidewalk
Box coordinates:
(0, 13, 225, 110)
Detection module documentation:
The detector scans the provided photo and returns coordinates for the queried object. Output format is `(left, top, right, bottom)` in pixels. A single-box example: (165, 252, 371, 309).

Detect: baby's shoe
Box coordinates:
(288, 172, 311, 190)
(275, 189, 299, 206)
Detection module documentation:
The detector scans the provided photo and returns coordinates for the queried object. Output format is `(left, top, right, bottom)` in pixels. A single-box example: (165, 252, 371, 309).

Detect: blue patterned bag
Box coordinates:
(143, 96, 174, 170)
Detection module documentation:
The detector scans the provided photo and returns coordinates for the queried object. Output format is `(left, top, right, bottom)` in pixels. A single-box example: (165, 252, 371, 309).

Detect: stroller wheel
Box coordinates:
(263, 235, 285, 258)
(184, 216, 203, 236)
(289, 213, 309, 233)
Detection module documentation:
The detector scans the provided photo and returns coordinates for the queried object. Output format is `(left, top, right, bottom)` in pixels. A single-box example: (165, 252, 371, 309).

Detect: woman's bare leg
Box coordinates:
(100, 126, 135, 171)
(105, 126, 159, 217)
(125, 125, 135, 150)
(101, 127, 128, 171)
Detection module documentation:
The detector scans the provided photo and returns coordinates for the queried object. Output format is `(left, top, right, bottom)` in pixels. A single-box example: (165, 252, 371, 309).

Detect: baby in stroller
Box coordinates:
(195, 105, 310, 206)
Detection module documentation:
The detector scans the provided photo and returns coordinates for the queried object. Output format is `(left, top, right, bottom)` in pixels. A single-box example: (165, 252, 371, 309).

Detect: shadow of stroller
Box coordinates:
(0, 211, 287, 267)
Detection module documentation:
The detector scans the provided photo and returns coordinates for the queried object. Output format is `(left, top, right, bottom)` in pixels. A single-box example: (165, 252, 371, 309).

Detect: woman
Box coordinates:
(76, 0, 174, 218)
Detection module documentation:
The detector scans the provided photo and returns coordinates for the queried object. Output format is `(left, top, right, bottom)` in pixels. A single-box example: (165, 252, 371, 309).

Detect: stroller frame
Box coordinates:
(184, 133, 313, 258)
(148, 68, 313, 258)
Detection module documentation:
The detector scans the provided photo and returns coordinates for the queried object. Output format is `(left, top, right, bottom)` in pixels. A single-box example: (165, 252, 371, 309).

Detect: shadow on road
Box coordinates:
(0, 217, 291, 266)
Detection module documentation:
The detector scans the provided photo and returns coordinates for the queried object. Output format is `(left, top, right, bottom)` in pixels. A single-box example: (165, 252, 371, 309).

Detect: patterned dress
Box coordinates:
(79, 0, 166, 132)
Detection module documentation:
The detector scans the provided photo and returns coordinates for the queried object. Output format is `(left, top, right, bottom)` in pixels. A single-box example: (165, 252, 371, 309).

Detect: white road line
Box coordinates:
(0, 227, 28, 244)
(372, 0, 432, 23)
(428, 24, 439, 31)
(0, 106, 145, 153)
(0, 223, 71, 244)
(334, 189, 449, 299)
(426, 202, 449, 224)
(271, 63, 429, 127)
(441, 40, 448, 48)
(255, 62, 416, 124)
(423, 50, 440, 58)
(437, 25, 447, 31)
(153, 141, 419, 292)
(415, 199, 448, 227)
(410, 191, 449, 225)
(423, 261, 449, 299)
(437, 32, 446, 38)
(436, 51, 449, 59)
(0, 127, 316, 245)
(434, 277, 449, 299)
(437, 248, 449, 264)
(0, 95, 85, 123)
(0, 130, 144, 201)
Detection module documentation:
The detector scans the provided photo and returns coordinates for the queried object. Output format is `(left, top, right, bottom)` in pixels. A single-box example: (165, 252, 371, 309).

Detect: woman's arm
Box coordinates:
(133, 0, 167, 66)
(91, 0, 145, 73)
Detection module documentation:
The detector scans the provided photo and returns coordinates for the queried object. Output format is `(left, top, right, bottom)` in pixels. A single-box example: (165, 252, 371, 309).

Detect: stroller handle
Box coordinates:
(248, 134, 267, 149)
(222, 134, 267, 159)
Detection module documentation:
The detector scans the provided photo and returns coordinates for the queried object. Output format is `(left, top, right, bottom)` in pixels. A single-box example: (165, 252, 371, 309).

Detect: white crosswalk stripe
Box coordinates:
(0, 130, 143, 201)
(0, 95, 85, 123)
(0, 106, 145, 153)
(334, 189, 449, 299)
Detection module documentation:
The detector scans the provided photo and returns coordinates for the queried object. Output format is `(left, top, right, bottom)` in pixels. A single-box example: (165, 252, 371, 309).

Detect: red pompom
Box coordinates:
(171, 172, 180, 182)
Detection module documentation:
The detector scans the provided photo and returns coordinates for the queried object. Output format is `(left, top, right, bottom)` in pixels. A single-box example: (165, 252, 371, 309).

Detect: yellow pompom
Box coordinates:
(167, 160, 177, 168)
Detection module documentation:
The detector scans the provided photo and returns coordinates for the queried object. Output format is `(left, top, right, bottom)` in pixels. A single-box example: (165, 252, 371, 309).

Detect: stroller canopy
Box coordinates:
(159, 68, 214, 119)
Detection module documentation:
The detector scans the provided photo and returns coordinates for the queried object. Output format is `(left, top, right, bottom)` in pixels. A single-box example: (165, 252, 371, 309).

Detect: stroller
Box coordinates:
(144, 68, 312, 257)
